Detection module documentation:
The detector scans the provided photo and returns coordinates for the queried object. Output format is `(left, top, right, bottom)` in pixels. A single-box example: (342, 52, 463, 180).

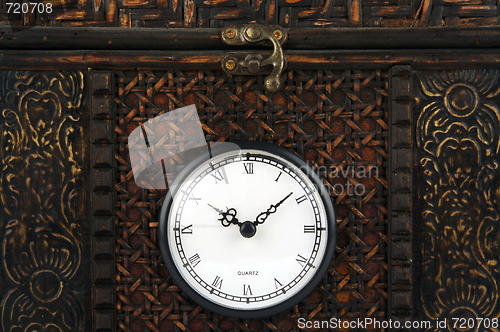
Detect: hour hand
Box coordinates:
(254, 192, 293, 225)
(208, 204, 239, 227)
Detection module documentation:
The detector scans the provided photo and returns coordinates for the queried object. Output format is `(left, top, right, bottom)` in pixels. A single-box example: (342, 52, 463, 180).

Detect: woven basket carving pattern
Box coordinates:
(1, 0, 497, 27)
(115, 69, 388, 331)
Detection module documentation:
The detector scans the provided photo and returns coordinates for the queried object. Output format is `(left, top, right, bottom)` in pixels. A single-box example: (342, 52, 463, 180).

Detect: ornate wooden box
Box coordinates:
(1, 1, 500, 331)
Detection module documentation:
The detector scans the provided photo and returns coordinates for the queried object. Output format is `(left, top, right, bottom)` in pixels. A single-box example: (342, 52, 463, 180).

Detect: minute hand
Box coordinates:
(254, 192, 293, 225)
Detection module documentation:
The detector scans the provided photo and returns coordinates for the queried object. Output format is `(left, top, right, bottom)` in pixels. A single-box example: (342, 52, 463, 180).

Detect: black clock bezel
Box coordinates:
(159, 141, 336, 319)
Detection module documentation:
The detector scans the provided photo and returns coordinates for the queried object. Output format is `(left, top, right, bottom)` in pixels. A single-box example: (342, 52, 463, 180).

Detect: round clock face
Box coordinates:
(159, 141, 336, 318)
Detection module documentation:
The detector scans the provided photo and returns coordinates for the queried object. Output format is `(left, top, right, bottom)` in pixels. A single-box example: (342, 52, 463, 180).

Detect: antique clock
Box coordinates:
(158, 141, 336, 318)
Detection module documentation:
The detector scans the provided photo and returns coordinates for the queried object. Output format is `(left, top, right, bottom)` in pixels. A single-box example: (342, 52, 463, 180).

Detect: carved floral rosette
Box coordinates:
(416, 70, 500, 331)
(0, 71, 87, 332)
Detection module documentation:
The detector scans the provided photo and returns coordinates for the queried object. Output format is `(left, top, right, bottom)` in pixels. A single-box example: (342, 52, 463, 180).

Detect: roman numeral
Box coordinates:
(181, 224, 193, 234)
(275, 172, 282, 182)
(243, 162, 254, 174)
(296, 254, 308, 267)
(181, 190, 201, 204)
(296, 195, 307, 204)
(188, 253, 201, 268)
(304, 225, 315, 233)
(212, 276, 223, 289)
(274, 278, 283, 289)
(243, 284, 252, 296)
(211, 170, 224, 183)
(189, 194, 200, 204)
(210, 167, 228, 184)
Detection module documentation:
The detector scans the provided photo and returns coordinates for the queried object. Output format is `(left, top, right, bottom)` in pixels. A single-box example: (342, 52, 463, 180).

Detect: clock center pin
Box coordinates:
(240, 221, 256, 238)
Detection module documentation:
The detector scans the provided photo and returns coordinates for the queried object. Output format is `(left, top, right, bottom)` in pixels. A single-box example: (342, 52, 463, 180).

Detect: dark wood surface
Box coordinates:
(414, 68, 500, 328)
(0, 6, 499, 330)
(0, 70, 91, 331)
(1, 0, 499, 28)
(90, 70, 117, 330)
(388, 65, 414, 324)
(3, 26, 500, 50)
(2, 49, 500, 71)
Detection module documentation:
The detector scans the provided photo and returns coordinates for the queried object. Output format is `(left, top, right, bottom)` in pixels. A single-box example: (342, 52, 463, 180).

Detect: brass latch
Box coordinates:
(221, 24, 287, 93)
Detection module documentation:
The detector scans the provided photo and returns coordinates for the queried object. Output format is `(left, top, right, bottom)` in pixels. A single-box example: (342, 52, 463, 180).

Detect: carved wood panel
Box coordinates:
(415, 69, 500, 331)
(114, 69, 389, 331)
(388, 65, 414, 326)
(0, 71, 90, 332)
(1, 61, 498, 332)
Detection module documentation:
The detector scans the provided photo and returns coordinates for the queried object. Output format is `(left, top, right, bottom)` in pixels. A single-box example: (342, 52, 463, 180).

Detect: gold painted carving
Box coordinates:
(416, 70, 500, 331)
(0, 71, 86, 332)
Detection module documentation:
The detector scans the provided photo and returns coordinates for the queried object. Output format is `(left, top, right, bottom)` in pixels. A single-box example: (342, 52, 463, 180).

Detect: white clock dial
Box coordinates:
(159, 142, 336, 318)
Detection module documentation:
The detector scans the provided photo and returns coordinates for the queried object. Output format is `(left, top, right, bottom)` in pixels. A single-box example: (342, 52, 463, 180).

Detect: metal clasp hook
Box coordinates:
(221, 24, 287, 93)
